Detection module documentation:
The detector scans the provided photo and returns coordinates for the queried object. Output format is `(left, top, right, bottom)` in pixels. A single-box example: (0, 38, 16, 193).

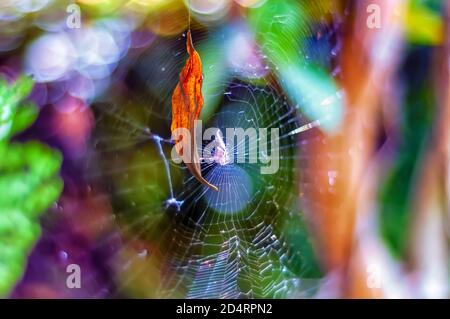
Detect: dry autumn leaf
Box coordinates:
(171, 30, 219, 192)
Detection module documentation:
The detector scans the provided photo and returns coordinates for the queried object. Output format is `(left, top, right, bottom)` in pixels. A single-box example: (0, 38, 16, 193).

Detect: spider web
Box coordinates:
(84, 8, 341, 298)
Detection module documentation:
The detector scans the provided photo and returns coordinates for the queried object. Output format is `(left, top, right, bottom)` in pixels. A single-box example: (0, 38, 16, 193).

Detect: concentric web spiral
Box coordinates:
(85, 5, 341, 298)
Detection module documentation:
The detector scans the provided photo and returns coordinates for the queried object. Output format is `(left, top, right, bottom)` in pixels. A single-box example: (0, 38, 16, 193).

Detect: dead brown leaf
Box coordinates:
(171, 30, 219, 192)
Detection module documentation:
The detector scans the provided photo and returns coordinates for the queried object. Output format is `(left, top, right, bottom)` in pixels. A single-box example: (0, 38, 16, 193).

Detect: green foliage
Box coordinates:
(0, 76, 63, 297)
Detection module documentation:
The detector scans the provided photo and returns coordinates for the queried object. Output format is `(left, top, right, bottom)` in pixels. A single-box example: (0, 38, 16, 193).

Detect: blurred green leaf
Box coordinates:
(248, 0, 343, 133)
(0, 77, 63, 297)
(0, 76, 33, 142)
(10, 103, 38, 137)
(378, 47, 435, 258)
(198, 32, 229, 121)
(406, 0, 443, 45)
(282, 215, 322, 279)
